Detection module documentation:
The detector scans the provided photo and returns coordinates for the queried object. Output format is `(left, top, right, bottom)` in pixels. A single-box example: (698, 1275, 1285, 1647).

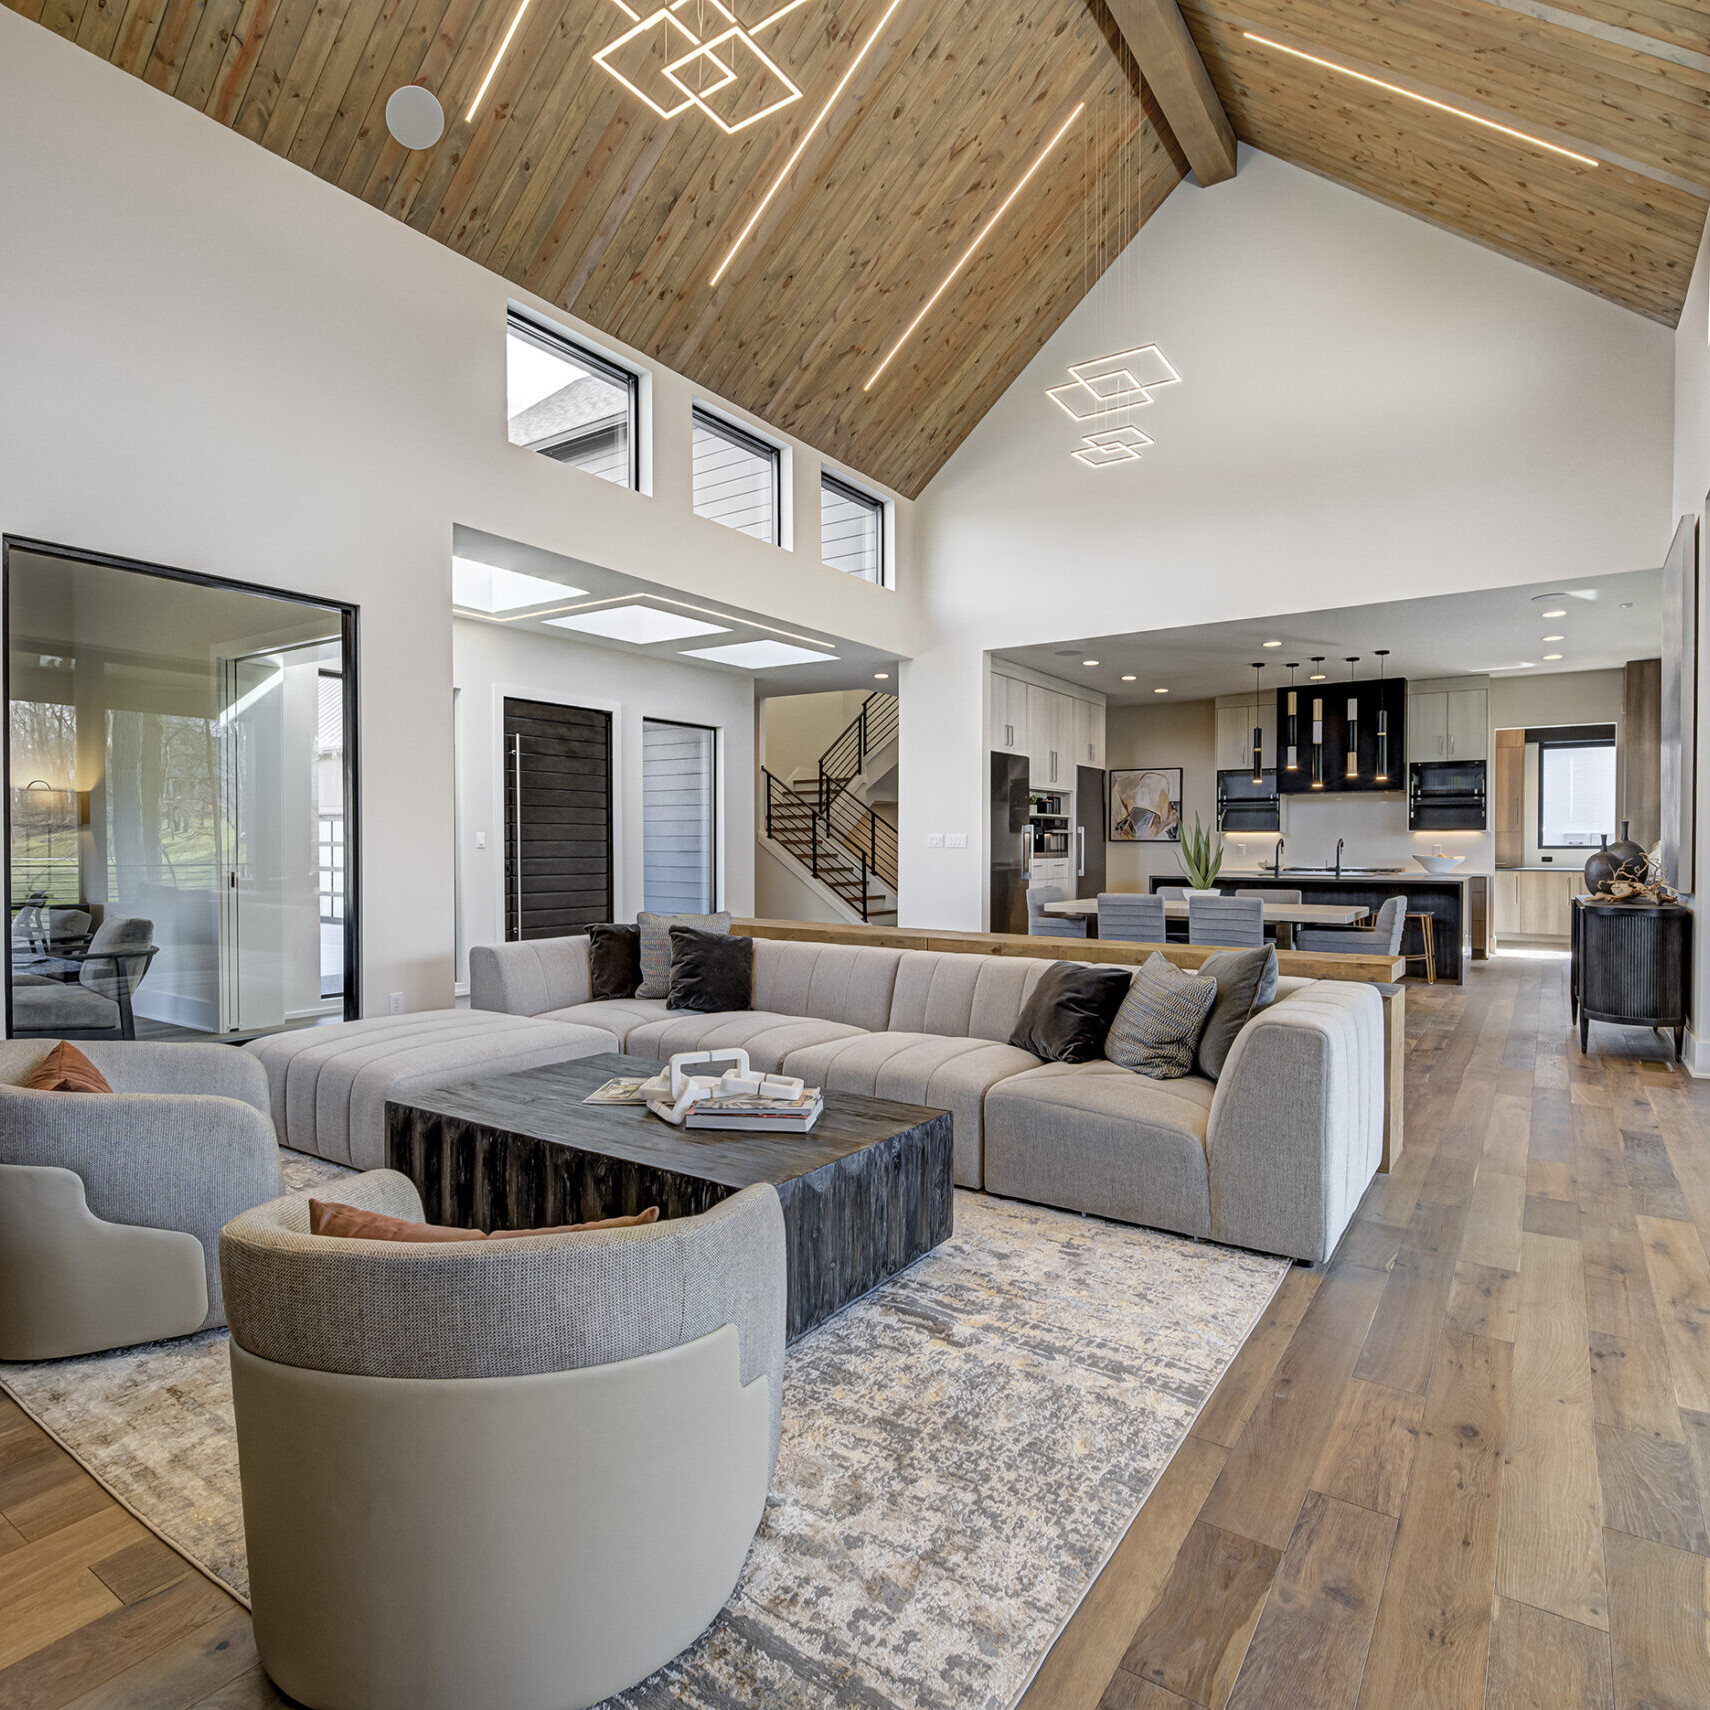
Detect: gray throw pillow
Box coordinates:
(636, 911, 731, 999)
(1195, 946, 1279, 1081)
(1105, 952, 1217, 1079)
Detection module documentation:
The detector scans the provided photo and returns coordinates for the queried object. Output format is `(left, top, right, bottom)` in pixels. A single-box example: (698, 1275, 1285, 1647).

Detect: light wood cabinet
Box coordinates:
(1492, 868, 1578, 942)
(1408, 692, 1447, 761)
(1072, 697, 1105, 770)
(1025, 683, 1076, 787)
(1214, 698, 1276, 773)
(1445, 689, 1488, 761)
(990, 673, 1025, 753)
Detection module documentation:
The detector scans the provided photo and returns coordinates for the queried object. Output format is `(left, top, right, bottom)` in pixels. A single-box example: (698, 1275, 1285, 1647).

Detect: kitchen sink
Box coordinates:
(1275, 866, 1406, 876)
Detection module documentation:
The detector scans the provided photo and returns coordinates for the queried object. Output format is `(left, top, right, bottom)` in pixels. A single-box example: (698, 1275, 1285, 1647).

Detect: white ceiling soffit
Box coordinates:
(994, 568, 1665, 705)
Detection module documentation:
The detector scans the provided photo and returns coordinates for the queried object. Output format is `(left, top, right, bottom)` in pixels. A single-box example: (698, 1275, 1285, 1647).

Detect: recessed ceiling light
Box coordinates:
(1541, 608, 1567, 618)
(873, 671, 890, 680)
(1543, 653, 1563, 661)
(545, 605, 729, 644)
(1543, 634, 1564, 642)
(1242, 34, 1597, 166)
(1121, 674, 1137, 682)
(1518, 661, 1536, 668)
(385, 85, 445, 149)
(1153, 687, 1169, 694)
(683, 640, 840, 669)
(1619, 601, 1634, 609)
(1082, 659, 1100, 667)
(452, 557, 586, 613)
(864, 102, 1084, 391)
(1262, 639, 1282, 648)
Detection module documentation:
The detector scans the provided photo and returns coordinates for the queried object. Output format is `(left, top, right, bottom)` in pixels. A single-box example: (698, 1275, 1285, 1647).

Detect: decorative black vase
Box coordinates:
(1585, 821, 1648, 893)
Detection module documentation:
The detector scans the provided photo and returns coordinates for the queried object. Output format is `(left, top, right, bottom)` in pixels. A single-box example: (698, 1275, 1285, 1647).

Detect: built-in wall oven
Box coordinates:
(1029, 791, 1072, 858)
(1409, 760, 1487, 830)
(1217, 769, 1280, 832)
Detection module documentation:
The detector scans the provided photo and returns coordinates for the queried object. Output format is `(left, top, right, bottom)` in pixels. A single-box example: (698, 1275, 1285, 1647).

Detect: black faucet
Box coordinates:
(1273, 837, 1285, 877)
(1335, 837, 1344, 877)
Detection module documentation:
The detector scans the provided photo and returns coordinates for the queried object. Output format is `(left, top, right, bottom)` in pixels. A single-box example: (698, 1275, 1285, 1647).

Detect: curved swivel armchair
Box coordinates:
(220, 1171, 788, 1710)
(0, 1041, 281, 1359)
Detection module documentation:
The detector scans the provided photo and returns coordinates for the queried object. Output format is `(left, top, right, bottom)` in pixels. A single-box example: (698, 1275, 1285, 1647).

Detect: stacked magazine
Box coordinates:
(683, 1087, 824, 1134)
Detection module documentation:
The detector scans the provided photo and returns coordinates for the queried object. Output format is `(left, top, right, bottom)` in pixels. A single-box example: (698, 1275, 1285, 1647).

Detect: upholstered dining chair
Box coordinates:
(1096, 893, 1166, 944)
(0, 1040, 281, 1359)
(1026, 884, 1086, 938)
(11, 915, 158, 1040)
(1156, 886, 1187, 899)
(1188, 894, 1266, 948)
(221, 1172, 787, 1710)
(1235, 888, 1301, 947)
(1295, 895, 1409, 957)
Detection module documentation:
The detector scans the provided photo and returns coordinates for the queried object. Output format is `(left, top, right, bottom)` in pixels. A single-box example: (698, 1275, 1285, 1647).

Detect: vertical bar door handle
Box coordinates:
(511, 734, 523, 939)
(1076, 825, 1085, 878)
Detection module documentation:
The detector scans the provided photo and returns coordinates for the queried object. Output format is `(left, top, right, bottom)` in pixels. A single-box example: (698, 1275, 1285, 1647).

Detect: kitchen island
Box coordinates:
(1148, 869, 1481, 985)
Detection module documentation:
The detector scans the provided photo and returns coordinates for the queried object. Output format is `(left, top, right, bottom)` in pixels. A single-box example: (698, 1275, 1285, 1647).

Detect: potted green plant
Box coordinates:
(1176, 811, 1225, 895)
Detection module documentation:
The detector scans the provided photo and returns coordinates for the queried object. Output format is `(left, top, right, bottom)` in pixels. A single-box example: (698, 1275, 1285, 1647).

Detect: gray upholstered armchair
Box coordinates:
(12, 915, 158, 1039)
(1295, 894, 1408, 956)
(221, 1172, 788, 1710)
(0, 1041, 281, 1359)
(1026, 884, 1085, 937)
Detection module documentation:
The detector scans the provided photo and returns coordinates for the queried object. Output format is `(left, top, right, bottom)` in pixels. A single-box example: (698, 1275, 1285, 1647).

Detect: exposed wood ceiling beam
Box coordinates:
(1104, 0, 1239, 185)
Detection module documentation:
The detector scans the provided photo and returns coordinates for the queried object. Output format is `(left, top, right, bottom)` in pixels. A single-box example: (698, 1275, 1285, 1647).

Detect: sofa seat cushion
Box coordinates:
(781, 1032, 1041, 1191)
(541, 998, 673, 1046)
(246, 1011, 619, 1170)
(624, 1011, 867, 1074)
(983, 1060, 1216, 1238)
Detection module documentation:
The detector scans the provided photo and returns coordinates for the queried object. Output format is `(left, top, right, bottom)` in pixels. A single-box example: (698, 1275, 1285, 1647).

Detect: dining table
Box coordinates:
(1040, 896, 1370, 942)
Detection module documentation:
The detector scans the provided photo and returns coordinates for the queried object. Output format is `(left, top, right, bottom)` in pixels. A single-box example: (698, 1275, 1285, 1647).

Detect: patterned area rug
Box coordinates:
(1, 1154, 1287, 1710)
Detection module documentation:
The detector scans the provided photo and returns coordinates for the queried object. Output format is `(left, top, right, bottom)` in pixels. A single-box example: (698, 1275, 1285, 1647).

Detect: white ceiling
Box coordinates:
(451, 525, 901, 696)
(994, 569, 1665, 705)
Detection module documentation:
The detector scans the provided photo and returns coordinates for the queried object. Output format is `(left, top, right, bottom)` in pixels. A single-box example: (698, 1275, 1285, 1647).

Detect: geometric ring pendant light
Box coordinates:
(1050, 344, 1182, 471)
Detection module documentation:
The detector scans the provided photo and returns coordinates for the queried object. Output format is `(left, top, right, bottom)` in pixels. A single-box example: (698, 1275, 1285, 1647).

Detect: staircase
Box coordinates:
(760, 691, 901, 924)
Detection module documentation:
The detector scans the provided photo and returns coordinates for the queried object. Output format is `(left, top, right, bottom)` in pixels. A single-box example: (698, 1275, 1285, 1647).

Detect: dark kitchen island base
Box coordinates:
(386, 1052, 954, 1342)
(1150, 872, 1475, 984)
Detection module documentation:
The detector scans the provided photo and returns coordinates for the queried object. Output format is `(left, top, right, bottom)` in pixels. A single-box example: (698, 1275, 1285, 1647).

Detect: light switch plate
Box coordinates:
(475, 831, 487, 849)
(926, 833, 944, 848)
(946, 832, 968, 848)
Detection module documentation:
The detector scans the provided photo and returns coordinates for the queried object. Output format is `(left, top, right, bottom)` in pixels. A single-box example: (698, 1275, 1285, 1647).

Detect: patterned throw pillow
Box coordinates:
(636, 911, 732, 999)
(1105, 952, 1218, 1079)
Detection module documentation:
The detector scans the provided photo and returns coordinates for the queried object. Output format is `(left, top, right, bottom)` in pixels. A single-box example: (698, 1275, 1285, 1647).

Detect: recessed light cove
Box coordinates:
(544, 605, 730, 644)
(466, 0, 533, 122)
(683, 640, 840, 669)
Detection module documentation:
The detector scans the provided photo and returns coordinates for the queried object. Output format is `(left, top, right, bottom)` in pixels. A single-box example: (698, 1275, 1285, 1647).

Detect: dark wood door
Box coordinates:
(503, 698, 612, 939)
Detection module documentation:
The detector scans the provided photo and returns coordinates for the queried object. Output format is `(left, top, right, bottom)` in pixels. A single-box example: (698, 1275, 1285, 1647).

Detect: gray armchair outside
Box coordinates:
(12, 915, 158, 1039)
(1294, 894, 1408, 955)
(0, 1041, 281, 1358)
(222, 1171, 787, 1710)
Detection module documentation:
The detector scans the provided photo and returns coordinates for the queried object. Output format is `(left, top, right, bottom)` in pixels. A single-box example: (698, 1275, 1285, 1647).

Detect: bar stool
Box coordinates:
(1404, 911, 1436, 984)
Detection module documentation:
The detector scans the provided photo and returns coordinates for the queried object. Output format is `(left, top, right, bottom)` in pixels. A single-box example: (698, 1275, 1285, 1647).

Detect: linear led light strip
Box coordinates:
(1243, 33, 1597, 166)
(466, 0, 533, 123)
(864, 102, 1084, 393)
(709, 0, 907, 287)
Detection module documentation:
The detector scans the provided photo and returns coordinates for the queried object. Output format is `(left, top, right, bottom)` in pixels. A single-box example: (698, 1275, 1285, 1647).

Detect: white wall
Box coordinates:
(0, 13, 918, 1013)
(903, 148, 1675, 929)
(452, 621, 755, 982)
(759, 691, 871, 785)
(1104, 701, 1217, 888)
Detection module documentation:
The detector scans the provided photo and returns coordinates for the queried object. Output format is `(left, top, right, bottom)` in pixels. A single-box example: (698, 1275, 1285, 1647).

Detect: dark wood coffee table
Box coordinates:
(385, 1052, 954, 1341)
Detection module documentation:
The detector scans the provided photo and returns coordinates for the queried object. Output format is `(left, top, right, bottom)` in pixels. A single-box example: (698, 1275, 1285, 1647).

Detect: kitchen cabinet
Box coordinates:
(1492, 869, 1578, 943)
(1408, 688, 1487, 763)
(1073, 697, 1105, 770)
(1025, 683, 1076, 787)
(990, 673, 1026, 753)
(1215, 699, 1275, 773)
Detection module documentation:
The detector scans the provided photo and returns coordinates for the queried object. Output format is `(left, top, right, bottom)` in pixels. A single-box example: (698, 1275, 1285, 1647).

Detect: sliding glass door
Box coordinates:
(4, 540, 358, 1039)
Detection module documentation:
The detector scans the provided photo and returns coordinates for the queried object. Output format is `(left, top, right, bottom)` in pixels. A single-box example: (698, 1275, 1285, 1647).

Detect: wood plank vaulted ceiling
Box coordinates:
(11, 0, 1708, 496)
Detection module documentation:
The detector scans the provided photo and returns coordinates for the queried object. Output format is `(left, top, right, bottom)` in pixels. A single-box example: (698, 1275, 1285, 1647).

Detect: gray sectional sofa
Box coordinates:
(470, 933, 1384, 1264)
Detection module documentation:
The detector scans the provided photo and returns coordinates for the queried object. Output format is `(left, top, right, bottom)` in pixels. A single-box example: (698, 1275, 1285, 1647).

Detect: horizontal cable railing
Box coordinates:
(762, 767, 894, 921)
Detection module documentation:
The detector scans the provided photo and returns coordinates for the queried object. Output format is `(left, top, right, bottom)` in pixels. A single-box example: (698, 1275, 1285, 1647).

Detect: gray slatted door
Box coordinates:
(504, 698, 612, 939)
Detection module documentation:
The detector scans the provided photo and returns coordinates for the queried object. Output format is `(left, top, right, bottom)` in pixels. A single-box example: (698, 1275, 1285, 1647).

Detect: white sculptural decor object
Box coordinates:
(641, 1050, 808, 1126)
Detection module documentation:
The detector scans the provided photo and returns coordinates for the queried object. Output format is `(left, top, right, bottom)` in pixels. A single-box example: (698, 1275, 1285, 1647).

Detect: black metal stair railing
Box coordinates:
(763, 768, 895, 922)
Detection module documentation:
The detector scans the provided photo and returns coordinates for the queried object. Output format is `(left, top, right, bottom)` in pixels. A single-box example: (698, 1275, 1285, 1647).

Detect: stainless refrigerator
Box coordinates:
(990, 750, 1032, 934)
(1075, 764, 1107, 899)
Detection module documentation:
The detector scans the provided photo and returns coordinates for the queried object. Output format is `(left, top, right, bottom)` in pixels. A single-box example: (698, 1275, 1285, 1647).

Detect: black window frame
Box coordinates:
(691, 405, 782, 546)
(1531, 722, 1618, 851)
(505, 308, 641, 493)
(820, 470, 888, 586)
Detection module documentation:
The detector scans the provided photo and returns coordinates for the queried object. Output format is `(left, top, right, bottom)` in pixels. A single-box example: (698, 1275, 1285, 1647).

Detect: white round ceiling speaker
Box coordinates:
(385, 85, 445, 150)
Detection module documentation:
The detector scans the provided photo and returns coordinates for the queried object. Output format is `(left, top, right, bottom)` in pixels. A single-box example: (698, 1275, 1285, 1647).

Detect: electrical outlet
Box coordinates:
(475, 831, 487, 850)
(946, 832, 968, 848)
(926, 833, 944, 848)
(388, 992, 404, 1015)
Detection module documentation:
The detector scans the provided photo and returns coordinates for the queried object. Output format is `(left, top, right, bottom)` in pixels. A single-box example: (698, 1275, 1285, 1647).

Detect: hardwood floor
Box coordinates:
(2, 953, 1708, 1708)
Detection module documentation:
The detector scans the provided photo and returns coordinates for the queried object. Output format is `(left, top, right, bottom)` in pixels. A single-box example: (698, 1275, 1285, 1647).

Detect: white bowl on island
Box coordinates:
(1414, 854, 1465, 875)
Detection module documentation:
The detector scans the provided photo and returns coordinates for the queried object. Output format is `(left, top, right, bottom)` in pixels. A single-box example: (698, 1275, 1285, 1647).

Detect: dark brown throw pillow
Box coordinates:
(1008, 962, 1133, 1064)
(308, 1200, 660, 1242)
(667, 924, 754, 1014)
(588, 922, 643, 1001)
(1194, 947, 1279, 1081)
(24, 1042, 112, 1095)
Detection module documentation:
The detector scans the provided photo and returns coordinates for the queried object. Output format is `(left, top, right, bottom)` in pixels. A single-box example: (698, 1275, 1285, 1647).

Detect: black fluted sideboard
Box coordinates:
(1570, 897, 1691, 1060)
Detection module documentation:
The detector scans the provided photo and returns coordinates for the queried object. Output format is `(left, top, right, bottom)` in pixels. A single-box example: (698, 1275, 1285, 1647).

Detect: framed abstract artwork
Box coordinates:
(1109, 769, 1182, 842)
